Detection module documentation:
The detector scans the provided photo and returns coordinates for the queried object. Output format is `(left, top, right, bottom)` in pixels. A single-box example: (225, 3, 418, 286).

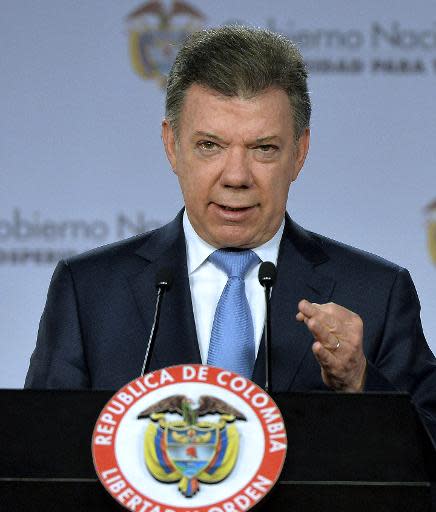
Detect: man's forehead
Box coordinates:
(182, 83, 290, 107)
(178, 84, 294, 137)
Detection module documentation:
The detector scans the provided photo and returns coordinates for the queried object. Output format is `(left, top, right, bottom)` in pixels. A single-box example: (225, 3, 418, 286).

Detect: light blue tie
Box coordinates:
(207, 249, 260, 379)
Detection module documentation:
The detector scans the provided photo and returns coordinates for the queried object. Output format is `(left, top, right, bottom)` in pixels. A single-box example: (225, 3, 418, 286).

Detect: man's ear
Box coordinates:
(290, 128, 310, 182)
(161, 119, 178, 173)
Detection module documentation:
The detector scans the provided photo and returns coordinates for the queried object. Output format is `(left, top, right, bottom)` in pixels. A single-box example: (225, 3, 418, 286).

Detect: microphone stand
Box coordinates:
(263, 283, 273, 393)
(141, 269, 173, 377)
(141, 286, 165, 377)
(258, 261, 276, 393)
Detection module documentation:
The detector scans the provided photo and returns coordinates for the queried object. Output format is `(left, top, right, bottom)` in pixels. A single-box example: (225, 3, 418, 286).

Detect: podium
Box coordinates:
(1, 390, 435, 511)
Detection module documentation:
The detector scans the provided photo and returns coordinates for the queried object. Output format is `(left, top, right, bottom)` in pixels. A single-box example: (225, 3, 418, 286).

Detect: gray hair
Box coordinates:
(165, 25, 311, 140)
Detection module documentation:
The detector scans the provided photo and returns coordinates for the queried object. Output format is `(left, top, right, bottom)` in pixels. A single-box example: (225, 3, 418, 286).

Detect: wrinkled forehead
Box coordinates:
(177, 84, 295, 140)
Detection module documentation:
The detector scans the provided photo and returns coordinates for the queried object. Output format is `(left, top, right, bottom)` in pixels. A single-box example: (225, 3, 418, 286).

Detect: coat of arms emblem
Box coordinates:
(125, 0, 205, 87)
(92, 365, 287, 512)
(138, 394, 246, 497)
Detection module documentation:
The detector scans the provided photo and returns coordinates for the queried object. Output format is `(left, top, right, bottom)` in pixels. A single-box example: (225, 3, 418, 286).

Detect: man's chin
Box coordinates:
(207, 226, 261, 249)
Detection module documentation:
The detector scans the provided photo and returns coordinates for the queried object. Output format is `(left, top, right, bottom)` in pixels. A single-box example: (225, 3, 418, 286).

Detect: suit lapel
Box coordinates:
(126, 212, 201, 370)
(252, 216, 336, 391)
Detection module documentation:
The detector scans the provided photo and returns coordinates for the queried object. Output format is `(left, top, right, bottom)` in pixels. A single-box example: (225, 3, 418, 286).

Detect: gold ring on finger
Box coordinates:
(331, 339, 340, 351)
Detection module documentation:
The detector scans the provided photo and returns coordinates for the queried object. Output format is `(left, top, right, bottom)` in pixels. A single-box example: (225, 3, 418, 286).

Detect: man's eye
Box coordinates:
(198, 141, 219, 151)
(257, 144, 277, 153)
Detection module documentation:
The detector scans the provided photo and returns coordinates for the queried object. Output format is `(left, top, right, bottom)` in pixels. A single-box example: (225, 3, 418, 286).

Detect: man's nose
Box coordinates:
(220, 147, 253, 188)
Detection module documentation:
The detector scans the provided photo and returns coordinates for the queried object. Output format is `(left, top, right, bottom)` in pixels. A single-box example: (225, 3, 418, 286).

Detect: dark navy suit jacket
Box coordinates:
(25, 211, 436, 440)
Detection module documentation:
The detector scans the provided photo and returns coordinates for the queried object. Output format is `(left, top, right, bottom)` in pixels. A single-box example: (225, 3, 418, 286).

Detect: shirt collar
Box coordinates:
(183, 211, 285, 275)
(183, 212, 217, 274)
(252, 219, 284, 267)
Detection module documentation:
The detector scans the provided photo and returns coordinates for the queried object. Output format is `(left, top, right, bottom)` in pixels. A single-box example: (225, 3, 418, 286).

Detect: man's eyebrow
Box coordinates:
(193, 131, 227, 143)
(254, 135, 280, 144)
(193, 132, 281, 145)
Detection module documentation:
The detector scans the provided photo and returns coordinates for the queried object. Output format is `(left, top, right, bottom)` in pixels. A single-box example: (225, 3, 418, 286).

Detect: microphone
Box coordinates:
(140, 267, 173, 377)
(259, 261, 277, 289)
(258, 262, 277, 393)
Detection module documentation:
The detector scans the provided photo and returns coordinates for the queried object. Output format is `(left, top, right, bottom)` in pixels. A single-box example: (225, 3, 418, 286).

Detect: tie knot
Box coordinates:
(209, 249, 259, 278)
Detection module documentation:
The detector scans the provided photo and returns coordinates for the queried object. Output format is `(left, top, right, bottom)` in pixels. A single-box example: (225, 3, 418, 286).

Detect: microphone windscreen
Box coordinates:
(258, 261, 277, 287)
(155, 267, 174, 290)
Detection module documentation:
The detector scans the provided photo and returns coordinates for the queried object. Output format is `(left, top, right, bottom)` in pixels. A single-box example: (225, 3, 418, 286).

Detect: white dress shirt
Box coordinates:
(183, 211, 284, 364)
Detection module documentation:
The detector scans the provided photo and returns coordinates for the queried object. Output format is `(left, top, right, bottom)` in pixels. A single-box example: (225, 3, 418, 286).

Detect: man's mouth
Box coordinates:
(216, 203, 255, 211)
(220, 205, 250, 211)
(210, 203, 258, 220)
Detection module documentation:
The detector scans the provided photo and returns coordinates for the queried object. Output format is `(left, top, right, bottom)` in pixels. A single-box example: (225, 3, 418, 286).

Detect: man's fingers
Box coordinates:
(298, 299, 320, 318)
(299, 299, 366, 392)
(299, 311, 341, 351)
(299, 299, 357, 324)
(297, 300, 362, 346)
(296, 311, 305, 322)
(298, 300, 337, 330)
(312, 341, 336, 369)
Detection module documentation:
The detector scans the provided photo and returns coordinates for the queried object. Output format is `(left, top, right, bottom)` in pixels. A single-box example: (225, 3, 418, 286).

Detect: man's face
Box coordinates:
(162, 84, 310, 248)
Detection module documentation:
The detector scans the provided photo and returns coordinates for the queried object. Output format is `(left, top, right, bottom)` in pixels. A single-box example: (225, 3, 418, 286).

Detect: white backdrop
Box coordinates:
(1, 0, 435, 387)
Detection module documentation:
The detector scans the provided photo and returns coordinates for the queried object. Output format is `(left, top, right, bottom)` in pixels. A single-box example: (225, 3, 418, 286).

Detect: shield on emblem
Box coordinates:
(165, 424, 219, 479)
(140, 392, 247, 497)
(138, 28, 192, 77)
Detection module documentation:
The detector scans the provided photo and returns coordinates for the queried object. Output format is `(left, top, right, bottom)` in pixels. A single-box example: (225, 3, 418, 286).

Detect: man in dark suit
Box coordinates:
(25, 26, 436, 439)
